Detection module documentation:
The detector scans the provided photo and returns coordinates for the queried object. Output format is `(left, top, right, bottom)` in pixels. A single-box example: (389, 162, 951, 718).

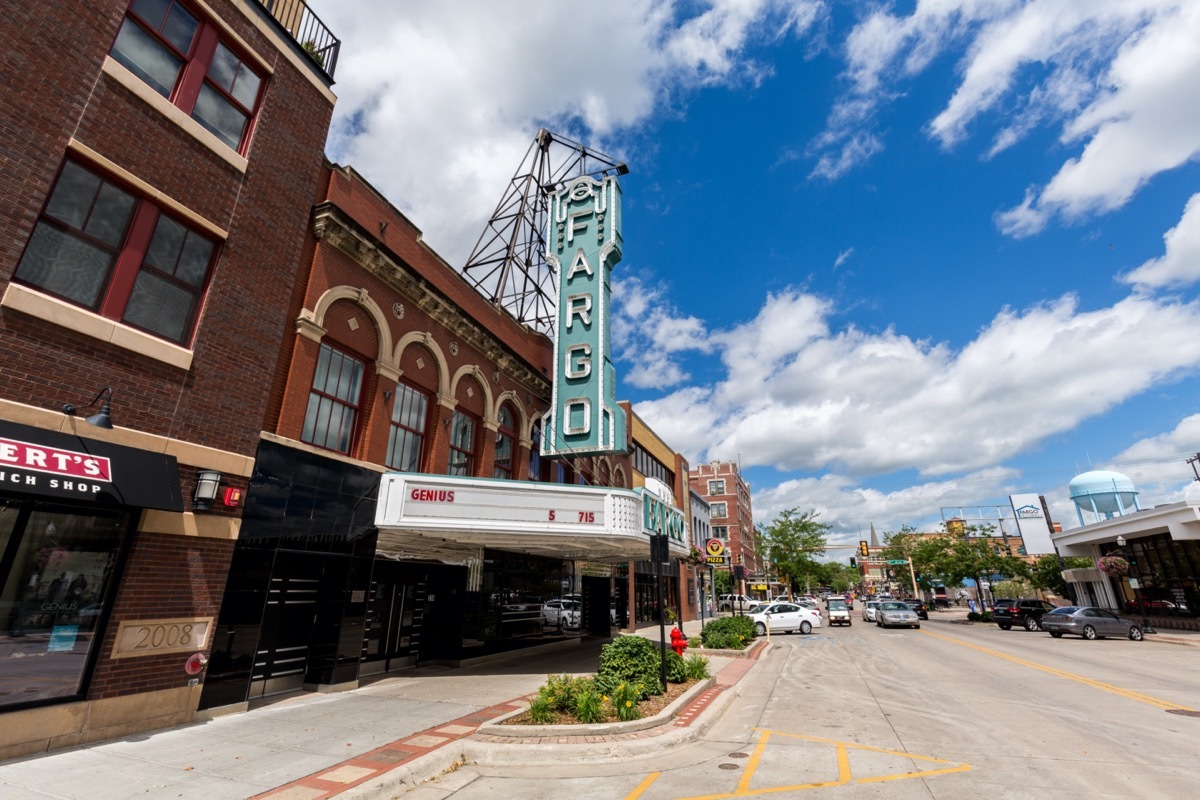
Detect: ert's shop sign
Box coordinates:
(0, 420, 183, 511)
(542, 175, 627, 457)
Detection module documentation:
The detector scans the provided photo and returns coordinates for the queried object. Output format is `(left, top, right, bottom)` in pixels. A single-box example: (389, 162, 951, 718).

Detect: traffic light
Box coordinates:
(849, 557, 857, 568)
(858, 540, 869, 557)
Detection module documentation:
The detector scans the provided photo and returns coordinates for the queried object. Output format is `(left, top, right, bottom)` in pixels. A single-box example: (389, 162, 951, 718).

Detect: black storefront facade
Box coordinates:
(0, 419, 182, 714)
(199, 440, 589, 712)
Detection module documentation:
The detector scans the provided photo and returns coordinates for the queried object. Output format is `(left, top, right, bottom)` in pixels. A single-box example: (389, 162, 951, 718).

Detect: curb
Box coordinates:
(337, 642, 773, 798)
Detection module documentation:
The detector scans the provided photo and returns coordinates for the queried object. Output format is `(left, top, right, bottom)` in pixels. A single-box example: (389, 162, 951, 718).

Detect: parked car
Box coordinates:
(718, 594, 754, 612)
(901, 598, 929, 620)
(796, 597, 819, 611)
(876, 601, 920, 629)
(863, 600, 882, 622)
(825, 597, 852, 626)
(748, 602, 822, 635)
(541, 599, 580, 628)
(993, 598, 1057, 631)
(1040, 606, 1144, 641)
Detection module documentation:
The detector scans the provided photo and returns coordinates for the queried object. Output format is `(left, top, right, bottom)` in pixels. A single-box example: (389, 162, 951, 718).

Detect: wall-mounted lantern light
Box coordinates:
(194, 470, 222, 511)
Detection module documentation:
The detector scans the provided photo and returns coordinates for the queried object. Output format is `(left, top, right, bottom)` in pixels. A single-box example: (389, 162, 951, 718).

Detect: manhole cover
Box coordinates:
(719, 763, 740, 770)
(1165, 709, 1200, 717)
(728, 752, 749, 758)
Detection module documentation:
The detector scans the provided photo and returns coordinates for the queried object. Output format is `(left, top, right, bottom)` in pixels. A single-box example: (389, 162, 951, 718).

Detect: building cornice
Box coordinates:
(312, 205, 550, 398)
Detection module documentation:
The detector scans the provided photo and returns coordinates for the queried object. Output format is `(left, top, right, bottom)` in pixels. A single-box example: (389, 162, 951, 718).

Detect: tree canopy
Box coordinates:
(757, 508, 830, 592)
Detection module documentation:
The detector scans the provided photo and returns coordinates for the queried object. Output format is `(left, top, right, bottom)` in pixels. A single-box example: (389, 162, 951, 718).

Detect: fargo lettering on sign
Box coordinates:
(542, 175, 627, 457)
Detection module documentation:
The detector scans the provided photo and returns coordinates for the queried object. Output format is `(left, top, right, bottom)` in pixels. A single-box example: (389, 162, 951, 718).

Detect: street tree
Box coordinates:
(1030, 553, 1093, 599)
(938, 526, 1031, 610)
(757, 508, 830, 593)
(880, 527, 953, 595)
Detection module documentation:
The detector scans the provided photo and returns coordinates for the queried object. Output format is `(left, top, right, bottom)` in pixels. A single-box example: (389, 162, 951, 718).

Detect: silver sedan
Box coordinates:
(1040, 606, 1144, 641)
(875, 601, 920, 629)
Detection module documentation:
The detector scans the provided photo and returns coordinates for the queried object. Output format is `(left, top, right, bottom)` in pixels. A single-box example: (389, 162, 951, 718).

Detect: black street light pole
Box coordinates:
(1116, 535, 1155, 634)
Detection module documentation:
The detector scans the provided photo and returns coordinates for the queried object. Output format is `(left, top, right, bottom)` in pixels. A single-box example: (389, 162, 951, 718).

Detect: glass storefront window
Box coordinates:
(0, 497, 130, 709)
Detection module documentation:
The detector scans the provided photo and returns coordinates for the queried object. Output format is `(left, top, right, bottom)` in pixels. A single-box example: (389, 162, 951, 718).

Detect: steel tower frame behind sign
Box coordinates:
(460, 129, 628, 336)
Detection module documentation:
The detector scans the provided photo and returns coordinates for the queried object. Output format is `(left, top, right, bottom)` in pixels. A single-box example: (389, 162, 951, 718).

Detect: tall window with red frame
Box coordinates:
(15, 159, 218, 345)
(385, 381, 429, 472)
(493, 405, 516, 479)
(110, 0, 264, 151)
(447, 411, 477, 477)
(301, 343, 364, 454)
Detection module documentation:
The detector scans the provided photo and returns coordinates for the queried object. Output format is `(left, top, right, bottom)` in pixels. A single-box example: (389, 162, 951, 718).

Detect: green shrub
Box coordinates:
(700, 615, 756, 649)
(528, 693, 554, 723)
(684, 654, 711, 681)
(967, 611, 980, 621)
(610, 681, 642, 721)
(598, 635, 663, 697)
(980, 611, 994, 622)
(666, 650, 687, 683)
(574, 687, 605, 724)
(540, 673, 592, 711)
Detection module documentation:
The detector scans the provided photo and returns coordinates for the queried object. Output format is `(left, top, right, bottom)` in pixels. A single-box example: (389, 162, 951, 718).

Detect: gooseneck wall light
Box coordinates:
(193, 470, 222, 511)
(62, 386, 115, 429)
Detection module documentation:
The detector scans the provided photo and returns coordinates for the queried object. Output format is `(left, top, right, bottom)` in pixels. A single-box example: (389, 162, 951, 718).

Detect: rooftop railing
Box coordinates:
(254, 0, 341, 81)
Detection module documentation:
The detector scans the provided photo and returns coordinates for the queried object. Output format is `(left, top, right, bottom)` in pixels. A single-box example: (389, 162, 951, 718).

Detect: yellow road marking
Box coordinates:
(624, 771, 662, 800)
(920, 628, 1196, 712)
(676, 729, 971, 798)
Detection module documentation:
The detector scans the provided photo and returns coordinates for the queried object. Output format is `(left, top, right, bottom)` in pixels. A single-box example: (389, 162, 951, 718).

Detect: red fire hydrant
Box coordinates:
(670, 626, 689, 656)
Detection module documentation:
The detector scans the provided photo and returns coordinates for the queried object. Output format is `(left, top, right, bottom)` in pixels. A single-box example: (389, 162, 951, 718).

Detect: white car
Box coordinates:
(748, 602, 822, 636)
(542, 599, 580, 628)
(863, 600, 882, 622)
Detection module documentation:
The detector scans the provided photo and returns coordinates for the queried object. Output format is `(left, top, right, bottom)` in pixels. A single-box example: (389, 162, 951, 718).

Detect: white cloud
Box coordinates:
(811, 1, 1199, 238)
(612, 275, 713, 389)
(316, 1, 822, 268)
(749, 467, 1020, 541)
(634, 291, 1200, 477)
(833, 247, 854, 268)
(1119, 193, 1200, 290)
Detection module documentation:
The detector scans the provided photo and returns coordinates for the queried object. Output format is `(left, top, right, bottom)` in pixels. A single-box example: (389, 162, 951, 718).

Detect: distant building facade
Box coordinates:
(689, 461, 757, 592)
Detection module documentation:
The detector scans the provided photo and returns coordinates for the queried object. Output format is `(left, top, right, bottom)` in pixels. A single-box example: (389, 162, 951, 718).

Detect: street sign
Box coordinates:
(887, 559, 908, 565)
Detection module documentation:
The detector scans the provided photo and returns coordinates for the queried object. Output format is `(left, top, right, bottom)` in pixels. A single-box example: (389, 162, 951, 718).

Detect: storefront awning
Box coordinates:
(374, 474, 689, 563)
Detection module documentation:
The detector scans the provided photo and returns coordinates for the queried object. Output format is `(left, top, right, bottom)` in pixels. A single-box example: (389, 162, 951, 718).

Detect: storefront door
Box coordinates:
(360, 561, 422, 675)
(249, 551, 322, 699)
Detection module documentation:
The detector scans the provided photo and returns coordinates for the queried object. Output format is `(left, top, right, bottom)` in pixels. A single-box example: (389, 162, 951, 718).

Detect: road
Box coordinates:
(394, 616, 1200, 799)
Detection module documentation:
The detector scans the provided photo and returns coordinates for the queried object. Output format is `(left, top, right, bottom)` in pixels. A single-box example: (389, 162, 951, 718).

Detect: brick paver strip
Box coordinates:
(252, 642, 767, 798)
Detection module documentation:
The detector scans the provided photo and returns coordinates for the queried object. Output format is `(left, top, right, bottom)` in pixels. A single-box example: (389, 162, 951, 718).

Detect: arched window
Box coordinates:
(448, 410, 477, 476)
(529, 420, 543, 480)
(301, 342, 364, 454)
(493, 405, 516, 479)
(386, 381, 429, 472)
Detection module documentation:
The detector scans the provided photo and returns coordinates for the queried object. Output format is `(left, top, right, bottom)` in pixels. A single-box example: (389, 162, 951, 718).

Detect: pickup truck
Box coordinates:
(993, 598, 1057, 631)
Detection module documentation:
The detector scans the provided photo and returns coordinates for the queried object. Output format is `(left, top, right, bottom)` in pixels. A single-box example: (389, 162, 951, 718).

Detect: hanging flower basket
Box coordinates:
(682, 546, 708, 568)
(1098, 555, 1129, 577)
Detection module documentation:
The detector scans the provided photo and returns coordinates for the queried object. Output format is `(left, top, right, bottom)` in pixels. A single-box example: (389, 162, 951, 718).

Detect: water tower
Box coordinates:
(1069, 469, 1141, 526)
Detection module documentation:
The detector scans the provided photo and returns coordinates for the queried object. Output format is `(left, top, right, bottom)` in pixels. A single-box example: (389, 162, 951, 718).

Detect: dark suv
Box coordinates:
(993, 598, 1057, 631)
(901, 598, 928, 619)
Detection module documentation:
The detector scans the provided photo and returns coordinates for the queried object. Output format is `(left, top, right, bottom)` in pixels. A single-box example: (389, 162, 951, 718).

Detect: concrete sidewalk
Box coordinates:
(0, 619, 757, 800)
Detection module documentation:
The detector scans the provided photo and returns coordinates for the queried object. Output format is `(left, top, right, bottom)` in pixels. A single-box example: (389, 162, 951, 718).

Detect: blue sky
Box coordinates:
(314, 1, 1200, 546)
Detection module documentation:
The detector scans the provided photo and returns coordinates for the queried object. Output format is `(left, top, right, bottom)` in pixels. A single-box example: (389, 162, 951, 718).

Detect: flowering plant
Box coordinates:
(1098, 555, 1129, 577)
(682, 546, 708, 568)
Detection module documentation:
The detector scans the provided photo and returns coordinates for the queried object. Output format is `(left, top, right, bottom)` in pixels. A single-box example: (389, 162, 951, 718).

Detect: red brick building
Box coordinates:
(689, 461, 759, 591)
(198, 164, 649, 711)
(0, 0, 338, 757)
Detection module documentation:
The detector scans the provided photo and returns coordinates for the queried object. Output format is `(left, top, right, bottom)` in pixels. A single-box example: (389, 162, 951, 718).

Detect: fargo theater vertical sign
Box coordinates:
(542, 176, 627, 456)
